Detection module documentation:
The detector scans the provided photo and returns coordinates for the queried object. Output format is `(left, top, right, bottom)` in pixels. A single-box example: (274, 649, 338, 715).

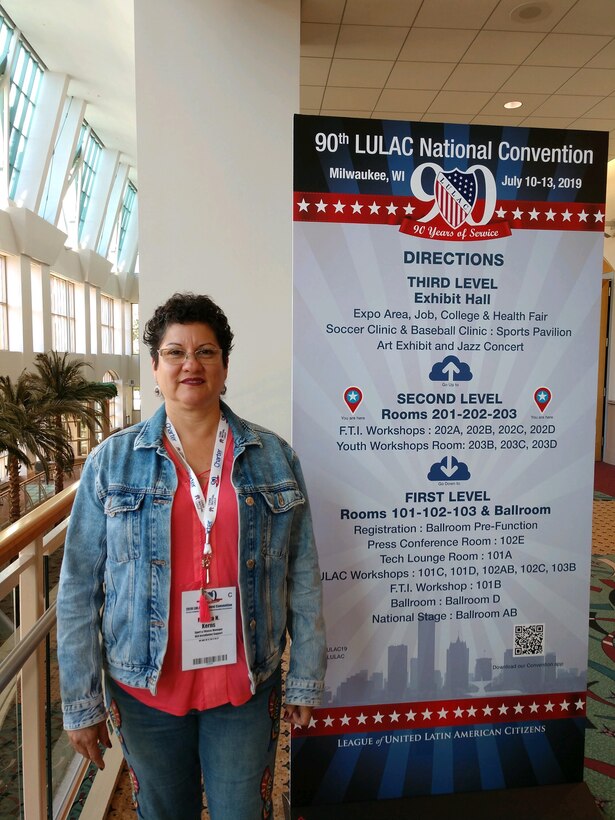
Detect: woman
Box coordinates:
(57, 293, 326, 819)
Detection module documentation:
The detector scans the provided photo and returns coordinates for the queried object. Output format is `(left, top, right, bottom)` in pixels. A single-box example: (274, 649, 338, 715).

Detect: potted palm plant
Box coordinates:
(0, 374, 74, 523)
(28, 352, 118, 493)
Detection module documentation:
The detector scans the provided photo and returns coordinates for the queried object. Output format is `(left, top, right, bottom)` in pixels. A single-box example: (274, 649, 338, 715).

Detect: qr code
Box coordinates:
(513, 623, 545, 656)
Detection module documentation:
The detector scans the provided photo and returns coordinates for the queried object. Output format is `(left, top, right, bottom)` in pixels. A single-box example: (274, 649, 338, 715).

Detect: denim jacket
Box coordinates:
(57, 402, 326, 730)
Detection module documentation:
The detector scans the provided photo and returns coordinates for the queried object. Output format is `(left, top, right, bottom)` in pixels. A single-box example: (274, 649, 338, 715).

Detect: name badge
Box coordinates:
(181, 587, 237, 671)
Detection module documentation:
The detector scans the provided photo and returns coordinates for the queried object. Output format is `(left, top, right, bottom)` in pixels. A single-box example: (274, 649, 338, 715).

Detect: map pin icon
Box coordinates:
(344, 386, 363, 414)
(533, 387, 552, 413)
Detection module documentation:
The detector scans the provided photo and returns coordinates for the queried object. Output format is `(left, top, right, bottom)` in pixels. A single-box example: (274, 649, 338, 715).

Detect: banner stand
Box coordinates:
(285, 783, 600, 820)
(292, 115, 608, 814)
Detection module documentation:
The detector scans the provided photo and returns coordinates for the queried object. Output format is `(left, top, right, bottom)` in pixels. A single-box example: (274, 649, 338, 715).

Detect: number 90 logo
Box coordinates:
(410, 163, 497, 229)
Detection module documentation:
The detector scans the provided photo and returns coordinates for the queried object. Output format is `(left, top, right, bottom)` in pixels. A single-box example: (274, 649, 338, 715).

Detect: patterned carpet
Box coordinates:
(586, 552, 615, 817)
(586, 497, 615, 818)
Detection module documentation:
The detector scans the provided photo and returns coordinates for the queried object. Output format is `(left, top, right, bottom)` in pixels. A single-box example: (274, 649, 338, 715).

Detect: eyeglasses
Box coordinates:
(158, 346, 222, 364)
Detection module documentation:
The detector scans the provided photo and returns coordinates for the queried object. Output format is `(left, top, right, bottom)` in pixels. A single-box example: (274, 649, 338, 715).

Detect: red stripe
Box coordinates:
(293, 691, 587, 738)
(293, 192, 605, 233)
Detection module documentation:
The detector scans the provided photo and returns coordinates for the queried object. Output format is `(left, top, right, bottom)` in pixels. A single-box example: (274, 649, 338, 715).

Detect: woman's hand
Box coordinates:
(282, 704, 313, 727)
(67, 720, 112, 770)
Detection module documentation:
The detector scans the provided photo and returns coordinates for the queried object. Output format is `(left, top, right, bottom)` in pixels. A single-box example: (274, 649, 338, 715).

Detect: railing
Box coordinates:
(0, 484, 123, 819)
(0, 460, 86, 530)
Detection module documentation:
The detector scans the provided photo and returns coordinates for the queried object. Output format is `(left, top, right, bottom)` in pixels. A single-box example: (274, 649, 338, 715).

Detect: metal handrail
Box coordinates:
(0, 457, 86, 497)
(0, 420, 124, 816)
(0, 481, 79, 563)
(0, 485, 79, 819)
(0, 602, 57, 692)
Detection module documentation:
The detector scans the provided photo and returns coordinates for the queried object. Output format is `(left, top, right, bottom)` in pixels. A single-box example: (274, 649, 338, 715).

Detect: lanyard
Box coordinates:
(164, 413, 229, 621)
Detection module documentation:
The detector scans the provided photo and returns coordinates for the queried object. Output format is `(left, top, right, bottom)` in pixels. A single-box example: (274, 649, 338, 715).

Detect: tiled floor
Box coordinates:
(104, 496, 615, 818)
(592, 498, 615, 555)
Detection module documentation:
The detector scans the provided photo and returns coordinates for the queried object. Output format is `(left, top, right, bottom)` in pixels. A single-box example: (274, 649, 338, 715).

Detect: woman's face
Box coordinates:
(152, 322, 228, 415)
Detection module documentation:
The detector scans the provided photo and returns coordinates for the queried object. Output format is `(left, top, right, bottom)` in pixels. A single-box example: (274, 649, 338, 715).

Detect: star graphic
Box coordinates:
(308, 717, 317, 728)
(323, 715, 334, 727)
(422, 708, 433, 720)
(454, 706, 464, 719)
(466, 706, 477, 717)
(340, 714, 351, 726)
(514, 703, 524, 714)
(545, 209, 556, 221)
(404, 203, 414, 215)
(297, 198, 310, 212)
(595, 210, 604, 222)
(575, 698, 585, 710)
(528, 208, 540, 220)
(333, 200, 345, 213)
(374, 712, 384, 723)
(390, 711, 400, 722)
(351, 201, 363, 214)
(578, 209, 588, 222)
(545, 701, 554, 712)
(357, 713, 367, 725)
(369, 201, 380, 214)
(483, 704, 493, 716)
(560, 700, 570, 711)
(537, 390, 548, 403)
(498, 704, 508, 715)
(512, 207, 523, 220)
(386, 202, 398, 215)
(562, 209, 572, 221)
(529, 702, 539, 713)
(346, 390, 359, 403)
(316, 199, 327, 213)
(495, 207, 507, 219)
(438, 708, 448, 719)
(406, 709, 416, 721)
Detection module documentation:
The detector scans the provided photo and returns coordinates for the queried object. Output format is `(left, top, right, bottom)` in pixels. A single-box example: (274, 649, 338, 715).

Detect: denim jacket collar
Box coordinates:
(133, 400, 263, 453)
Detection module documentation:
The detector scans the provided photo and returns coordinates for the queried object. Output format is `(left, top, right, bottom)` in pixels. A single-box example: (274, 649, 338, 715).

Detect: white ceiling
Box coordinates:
(3, 0, 615, 226)
(2, 0, 137, 170)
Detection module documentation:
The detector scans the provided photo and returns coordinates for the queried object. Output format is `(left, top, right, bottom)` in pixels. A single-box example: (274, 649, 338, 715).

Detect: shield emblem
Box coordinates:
(435, 168, 477, 229)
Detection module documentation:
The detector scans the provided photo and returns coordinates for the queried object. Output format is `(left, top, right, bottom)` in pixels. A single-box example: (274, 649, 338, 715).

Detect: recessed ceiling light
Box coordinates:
(510, 2, 551, 23)
(504, 100, 523, 109)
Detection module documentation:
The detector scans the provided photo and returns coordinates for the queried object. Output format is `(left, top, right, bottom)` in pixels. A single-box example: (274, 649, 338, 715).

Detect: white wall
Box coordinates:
(134, 0, 300, 440)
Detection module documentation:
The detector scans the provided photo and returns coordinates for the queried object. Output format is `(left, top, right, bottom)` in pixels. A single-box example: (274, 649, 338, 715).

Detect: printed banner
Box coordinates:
(291, 115, 608, 809)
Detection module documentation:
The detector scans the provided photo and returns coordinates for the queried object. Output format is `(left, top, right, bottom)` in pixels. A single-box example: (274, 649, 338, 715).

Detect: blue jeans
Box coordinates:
(105, 669, 281, 820)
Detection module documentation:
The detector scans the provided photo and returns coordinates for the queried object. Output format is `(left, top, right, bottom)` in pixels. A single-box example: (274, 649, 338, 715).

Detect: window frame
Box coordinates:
(0, 255, 8, 349)
(101, 294, 115, 355)
(50, 274, 76, 353)
(8, 39, 43, 200)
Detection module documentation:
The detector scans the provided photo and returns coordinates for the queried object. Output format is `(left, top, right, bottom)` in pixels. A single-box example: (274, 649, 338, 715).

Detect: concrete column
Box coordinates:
(134, 0, 299, 438)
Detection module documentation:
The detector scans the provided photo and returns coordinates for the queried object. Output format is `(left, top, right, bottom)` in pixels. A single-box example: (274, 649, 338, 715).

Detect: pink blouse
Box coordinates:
(116, 430, 252, 714)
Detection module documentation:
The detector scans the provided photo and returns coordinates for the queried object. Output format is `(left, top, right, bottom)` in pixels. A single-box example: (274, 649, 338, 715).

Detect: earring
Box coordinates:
(221, 384, 227, 395)
(154, 385, 161, 397)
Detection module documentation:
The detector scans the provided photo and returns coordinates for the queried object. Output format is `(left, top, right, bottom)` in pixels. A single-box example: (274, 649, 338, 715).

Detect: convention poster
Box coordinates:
(291, 114, 608, 810)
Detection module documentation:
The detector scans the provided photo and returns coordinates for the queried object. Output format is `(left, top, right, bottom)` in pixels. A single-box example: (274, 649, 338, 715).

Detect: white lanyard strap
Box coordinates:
(164, 413, 229, 573)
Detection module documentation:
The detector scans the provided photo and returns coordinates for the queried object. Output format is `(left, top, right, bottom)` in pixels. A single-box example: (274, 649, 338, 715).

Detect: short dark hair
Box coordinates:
(143, 293, 234, 366)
